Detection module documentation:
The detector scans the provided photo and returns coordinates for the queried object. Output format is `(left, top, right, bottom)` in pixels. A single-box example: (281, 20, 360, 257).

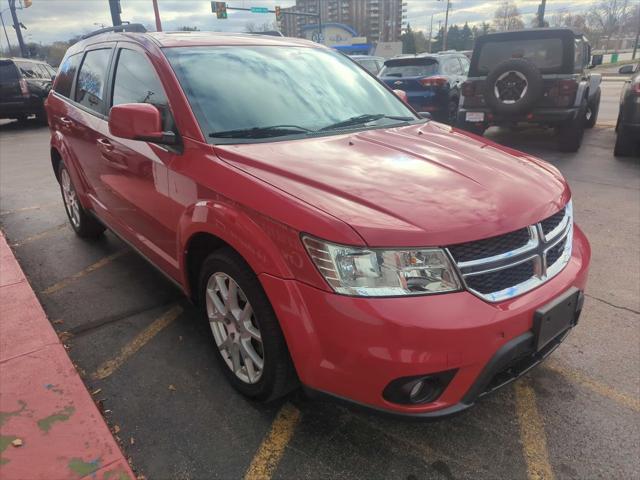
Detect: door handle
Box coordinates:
(59, 116, 73, 126)
(97, 138, 114, 153)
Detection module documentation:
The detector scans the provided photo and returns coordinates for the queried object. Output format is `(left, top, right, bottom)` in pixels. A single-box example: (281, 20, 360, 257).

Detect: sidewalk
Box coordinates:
(0, 231, 135, 480)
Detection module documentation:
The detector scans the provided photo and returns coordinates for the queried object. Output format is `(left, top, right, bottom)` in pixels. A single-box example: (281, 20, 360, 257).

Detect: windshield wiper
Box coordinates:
(320, 114, 415, 131)
(209, 124, 313, 139)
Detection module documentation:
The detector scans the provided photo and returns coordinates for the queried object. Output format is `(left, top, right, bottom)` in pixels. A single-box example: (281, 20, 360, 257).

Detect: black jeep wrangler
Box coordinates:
(457, 28, 601, 152)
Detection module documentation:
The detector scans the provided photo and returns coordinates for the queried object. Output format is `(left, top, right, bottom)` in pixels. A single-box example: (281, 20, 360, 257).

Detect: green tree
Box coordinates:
(401, 23, 417, 54)
(460, 23, 473, 50)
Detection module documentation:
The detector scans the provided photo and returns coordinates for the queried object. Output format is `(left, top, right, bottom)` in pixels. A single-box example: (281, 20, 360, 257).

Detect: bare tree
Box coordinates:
(588, 0, 632, 37)
(245, 22, 278, 33)
(492, 1, 525, 32)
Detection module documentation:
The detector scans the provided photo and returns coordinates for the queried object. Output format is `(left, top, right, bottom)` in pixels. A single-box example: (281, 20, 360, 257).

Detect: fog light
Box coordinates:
(383, 370, 457, 405)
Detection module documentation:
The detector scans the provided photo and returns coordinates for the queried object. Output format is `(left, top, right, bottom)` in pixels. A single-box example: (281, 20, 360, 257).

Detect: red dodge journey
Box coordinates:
(45, 26, 590, 418)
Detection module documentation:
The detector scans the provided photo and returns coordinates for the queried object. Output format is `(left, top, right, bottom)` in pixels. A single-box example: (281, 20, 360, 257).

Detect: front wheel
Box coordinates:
(58, 162, 105, 238)
(199, 248, 297, 401)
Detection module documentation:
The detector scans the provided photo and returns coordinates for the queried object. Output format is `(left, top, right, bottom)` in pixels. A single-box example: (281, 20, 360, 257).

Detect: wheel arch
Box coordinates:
(178, 200, 295, 302)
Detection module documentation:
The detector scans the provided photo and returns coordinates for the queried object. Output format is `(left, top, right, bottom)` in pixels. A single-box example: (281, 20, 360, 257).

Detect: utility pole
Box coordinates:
(152, 0, 162, 31)
(633, 8, 639, 60)
(0, 11, 13, 56)
(8, 0, 27, 57)
(108, 0, 122, 26)
(428, 13, 433, 53)
(442, 0, 451, 51)
(537, 0, 547, 28)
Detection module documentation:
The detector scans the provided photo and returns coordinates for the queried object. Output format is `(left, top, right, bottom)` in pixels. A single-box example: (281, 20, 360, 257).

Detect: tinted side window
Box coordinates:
(75, 48, 112, 113)
(15, 61, 41, 78)
(444, 58, 463, 75)
(112, 49, 172, 130)
(574, 40, 584, 72)
(0, 60, 19, 83)
(54, 53, 81, 98)
(459, 57, 470, 75)
(35, 64, 51, 79)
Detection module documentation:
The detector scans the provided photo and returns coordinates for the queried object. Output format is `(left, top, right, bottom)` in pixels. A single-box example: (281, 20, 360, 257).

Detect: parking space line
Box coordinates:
(515, 379, 555, 480)
(244, 403, 301, 480)
(92, 304, 183, 380)
(11, 223, 68, 247)
(546, 363, 640, 412)
(0, 203, 59, 216)
(42, 250, 128, 295)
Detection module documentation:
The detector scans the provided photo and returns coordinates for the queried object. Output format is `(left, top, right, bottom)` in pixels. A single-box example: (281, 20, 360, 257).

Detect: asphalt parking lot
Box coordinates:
(1, 80, 638, 480)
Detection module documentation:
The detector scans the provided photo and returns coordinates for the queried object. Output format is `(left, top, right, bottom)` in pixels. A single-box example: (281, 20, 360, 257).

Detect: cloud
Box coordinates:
(1, 0, 600, 47)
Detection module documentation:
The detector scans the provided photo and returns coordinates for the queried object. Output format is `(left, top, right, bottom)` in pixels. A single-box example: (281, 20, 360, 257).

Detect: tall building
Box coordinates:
(281, 0, 406, 43)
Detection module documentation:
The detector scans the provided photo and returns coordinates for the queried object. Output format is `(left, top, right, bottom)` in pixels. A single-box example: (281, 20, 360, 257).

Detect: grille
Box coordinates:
(448, 228, 530, 263)
(465, 260, 535, 294)
(447, 201, 573, 302)
(540, 208, 565, 236)
(546, 238, 566, 267)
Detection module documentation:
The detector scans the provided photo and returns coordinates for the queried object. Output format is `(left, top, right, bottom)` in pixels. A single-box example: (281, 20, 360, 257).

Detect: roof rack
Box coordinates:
(81, 23, 147, 40)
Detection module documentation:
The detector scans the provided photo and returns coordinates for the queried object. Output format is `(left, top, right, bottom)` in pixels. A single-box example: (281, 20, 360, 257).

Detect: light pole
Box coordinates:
(0, 9, 13, 56)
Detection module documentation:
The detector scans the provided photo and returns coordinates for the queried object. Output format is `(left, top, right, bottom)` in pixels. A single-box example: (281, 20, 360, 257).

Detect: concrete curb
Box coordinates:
(0, 231, 136, 480)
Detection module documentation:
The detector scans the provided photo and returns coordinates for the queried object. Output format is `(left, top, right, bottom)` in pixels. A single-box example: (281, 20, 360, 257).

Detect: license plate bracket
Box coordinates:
(465, 112, 485, 122)
(533, 287, 581, 352)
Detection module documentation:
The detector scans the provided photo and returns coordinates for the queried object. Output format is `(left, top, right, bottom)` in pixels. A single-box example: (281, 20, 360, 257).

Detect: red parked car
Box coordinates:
(46, 26, 590, 418)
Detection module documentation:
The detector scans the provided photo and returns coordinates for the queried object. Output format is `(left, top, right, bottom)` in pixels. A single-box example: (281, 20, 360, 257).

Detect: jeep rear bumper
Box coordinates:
(458, 106, 582, 127)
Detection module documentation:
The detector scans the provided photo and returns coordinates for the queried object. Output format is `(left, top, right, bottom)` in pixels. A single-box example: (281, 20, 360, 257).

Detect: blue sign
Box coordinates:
(250, 7, 269, 13)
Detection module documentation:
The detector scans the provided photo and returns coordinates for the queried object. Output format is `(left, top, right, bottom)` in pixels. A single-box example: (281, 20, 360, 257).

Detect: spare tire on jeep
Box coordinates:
(484, 58, 544, 116)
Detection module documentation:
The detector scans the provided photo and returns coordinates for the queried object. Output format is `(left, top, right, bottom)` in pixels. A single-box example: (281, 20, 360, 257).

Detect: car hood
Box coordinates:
(214, 122, 570, 247)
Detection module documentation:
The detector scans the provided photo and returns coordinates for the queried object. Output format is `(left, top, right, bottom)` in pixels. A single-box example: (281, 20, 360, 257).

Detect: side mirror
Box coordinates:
(418, 112, 432, 120)
(393, 89, 409, 104)
(618, 64, 634, 74)
(109, 103, 176, 144)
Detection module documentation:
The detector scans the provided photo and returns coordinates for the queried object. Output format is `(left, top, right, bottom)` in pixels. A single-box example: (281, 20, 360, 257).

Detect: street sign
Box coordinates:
(250, 7, 269, 13)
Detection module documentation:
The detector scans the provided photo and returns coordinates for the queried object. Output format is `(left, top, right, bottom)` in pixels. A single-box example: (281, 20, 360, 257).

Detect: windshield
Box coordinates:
(165, 46, 417, 143)
(380, 59, 439, 78)
(476, 38, 563, 75)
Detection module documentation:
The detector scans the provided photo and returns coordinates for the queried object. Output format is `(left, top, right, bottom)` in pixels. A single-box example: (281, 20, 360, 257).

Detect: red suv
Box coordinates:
(45, 26, 590, 418)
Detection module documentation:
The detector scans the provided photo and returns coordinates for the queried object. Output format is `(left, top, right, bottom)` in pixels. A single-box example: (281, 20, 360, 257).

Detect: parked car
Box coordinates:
(46, 26, 590, 418)
(614, 63, 640, 157)
(0, 57, 56, 123)
(350, 55, 386, 75)
(458, 28, 601, 152)
(378, 52, 469, 124)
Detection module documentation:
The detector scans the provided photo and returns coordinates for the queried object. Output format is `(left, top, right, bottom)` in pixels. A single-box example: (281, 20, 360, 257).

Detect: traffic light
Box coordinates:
(23, 0, 32, 7)
(212, 1, 227, 19)
(275, 6, 282, 22)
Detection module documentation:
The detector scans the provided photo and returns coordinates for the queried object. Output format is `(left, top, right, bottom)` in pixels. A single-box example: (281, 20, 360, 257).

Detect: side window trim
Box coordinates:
(73, 44, 116, 118)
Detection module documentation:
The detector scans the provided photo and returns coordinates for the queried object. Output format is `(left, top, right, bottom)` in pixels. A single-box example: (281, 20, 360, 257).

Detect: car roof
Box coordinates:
(0, 57, 48, 64)
(351, 55, 384, 60)
(70, 30, 320, 53)
(478, 27, 582, 41)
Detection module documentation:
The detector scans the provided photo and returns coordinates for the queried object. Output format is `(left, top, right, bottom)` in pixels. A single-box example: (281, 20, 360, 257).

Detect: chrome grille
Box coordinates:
(447, 201, 573, 302)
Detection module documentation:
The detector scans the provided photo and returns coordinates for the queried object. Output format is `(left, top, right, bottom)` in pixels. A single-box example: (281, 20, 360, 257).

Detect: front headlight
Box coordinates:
(302, 236, 462, 297)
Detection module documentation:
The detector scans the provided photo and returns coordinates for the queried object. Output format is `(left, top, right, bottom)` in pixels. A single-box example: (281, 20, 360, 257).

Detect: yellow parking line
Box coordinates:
(244, 403, 301, 480)
(514, 379, 555, 480)
(42, 250, 128, 295)
(545, 363, 640, 412)
(92, 305, 183, 380)
(0, 203, 58, 216)
(11, 223, 68, 247)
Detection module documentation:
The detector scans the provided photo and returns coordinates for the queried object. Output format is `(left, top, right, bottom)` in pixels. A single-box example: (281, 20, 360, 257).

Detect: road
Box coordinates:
(1, 82, 638, 480)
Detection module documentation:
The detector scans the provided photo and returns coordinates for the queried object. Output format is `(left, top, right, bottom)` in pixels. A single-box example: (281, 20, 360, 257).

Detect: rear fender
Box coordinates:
(587, 73, 602, 98)
(50, 129, 93, 209)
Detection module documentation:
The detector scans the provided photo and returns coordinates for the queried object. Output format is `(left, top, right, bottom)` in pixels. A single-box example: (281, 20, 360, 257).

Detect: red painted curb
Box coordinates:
(0, 231, 136, 480)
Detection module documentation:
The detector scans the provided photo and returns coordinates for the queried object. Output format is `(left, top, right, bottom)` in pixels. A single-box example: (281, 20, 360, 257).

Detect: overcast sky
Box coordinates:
(2, 0, 601, 46)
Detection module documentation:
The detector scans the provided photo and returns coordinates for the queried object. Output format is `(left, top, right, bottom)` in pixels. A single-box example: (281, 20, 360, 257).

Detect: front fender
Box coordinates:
(176, 199, 297, 294)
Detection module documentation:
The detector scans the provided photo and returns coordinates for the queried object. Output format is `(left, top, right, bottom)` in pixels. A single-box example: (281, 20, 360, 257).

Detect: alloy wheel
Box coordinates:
(205, 272, 264, 384)
(61, 168, 81, 228)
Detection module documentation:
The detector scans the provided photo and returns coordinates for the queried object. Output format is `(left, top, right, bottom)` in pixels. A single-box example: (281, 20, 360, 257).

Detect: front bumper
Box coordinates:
(260, 225, 591, 417)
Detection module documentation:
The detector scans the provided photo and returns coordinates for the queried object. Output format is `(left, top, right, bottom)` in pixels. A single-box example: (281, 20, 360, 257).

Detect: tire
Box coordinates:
(446, 98, 459, 126)
(198, 248, 297, 401)
(459, 122, 486, 136)
(585, 88, 600, 128)
(557, 99, 587, 153)
(614, 127, 636, 157)
(58, 161, 105, 238)
(484, 58, 544, 116)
